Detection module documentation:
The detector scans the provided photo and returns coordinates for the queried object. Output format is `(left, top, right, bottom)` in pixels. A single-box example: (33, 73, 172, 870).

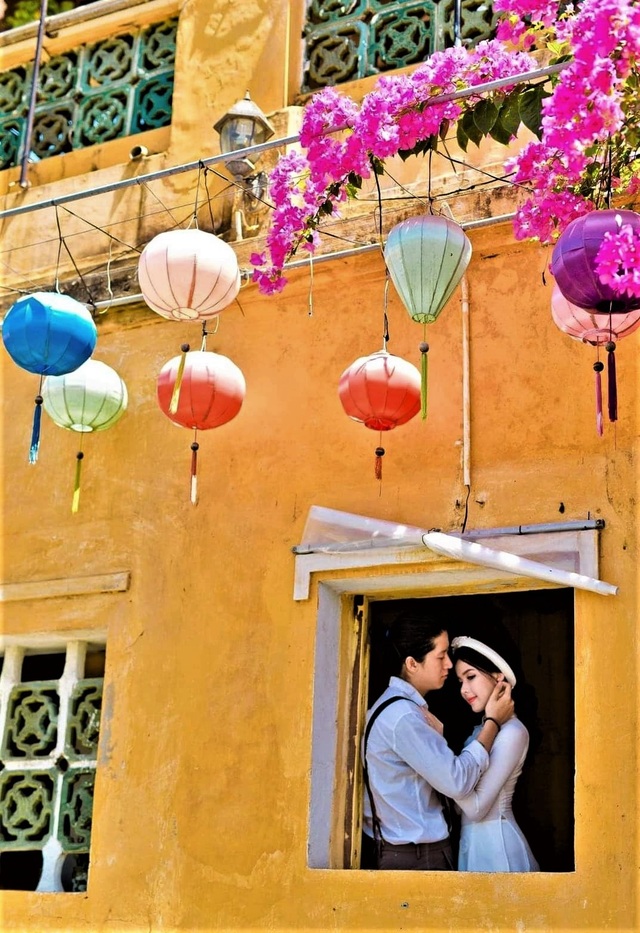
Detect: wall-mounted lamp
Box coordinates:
(213, 91, 275, 180)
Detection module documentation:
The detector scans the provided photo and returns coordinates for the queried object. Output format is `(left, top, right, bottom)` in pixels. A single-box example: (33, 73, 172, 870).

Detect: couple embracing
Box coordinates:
(362, 611, 539, 872)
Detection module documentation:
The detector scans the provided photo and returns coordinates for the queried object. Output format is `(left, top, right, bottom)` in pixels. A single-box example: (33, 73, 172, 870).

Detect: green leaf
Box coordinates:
(456, 119, 469, 153)
(489, 116, 513, 146)
(473, 99, 499, 135)
(370, 155, 385, 175)
(499, 91, 522, 136)
(462, 109, 483, 148)
(320, 200, 333, 215)
(518, 86, 546, 139)
(439, 119, 450, 141)
(347, 172, 362, 189)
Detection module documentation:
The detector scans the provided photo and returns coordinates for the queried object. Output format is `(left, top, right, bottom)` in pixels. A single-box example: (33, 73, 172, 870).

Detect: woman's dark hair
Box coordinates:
(386, 610, 446, 676)
(451, 634, 541, 750)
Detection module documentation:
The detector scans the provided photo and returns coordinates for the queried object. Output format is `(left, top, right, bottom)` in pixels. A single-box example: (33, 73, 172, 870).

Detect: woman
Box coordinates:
(450, 635, 539, 872)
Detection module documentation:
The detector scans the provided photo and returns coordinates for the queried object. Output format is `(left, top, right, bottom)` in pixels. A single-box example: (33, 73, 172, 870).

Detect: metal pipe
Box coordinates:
(19, 0, 48, 190)
(453, 0, 463, 47)
(291, 518, 606, 554)
(0, 62, 569, 222)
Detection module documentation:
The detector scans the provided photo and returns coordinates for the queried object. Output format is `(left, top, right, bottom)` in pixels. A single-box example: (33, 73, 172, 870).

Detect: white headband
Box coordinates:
(450, 636, 517, 687)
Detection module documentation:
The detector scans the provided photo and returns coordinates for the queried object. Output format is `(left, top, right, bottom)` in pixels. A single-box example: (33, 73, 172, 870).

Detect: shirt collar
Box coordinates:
(388, 675, 427, 707)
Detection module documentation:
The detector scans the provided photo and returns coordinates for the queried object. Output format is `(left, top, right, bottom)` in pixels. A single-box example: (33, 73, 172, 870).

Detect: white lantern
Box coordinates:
(42, 359, 128, 432)
(137, 229, 241, 321)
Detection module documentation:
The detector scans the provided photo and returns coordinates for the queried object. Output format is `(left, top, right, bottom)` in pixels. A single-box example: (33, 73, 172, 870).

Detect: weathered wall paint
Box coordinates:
(0, 1, 638, 930)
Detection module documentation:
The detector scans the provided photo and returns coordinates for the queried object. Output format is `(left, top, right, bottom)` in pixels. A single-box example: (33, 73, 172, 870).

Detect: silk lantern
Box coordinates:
(138, 228, 241, 414)
(550, 209, 640, 313)
(157, 349, 245, 504)
(42, 359, 128, 512)
(384, 214, 471, 418)
(551, 284, 640, 435)
(1, 291, 97, 463)
(338, 349, 421, 479)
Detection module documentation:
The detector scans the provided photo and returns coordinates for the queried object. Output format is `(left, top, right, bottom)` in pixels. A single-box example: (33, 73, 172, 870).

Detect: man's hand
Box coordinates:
(421, 708, 444, 736)
(484, 679, 514, 725)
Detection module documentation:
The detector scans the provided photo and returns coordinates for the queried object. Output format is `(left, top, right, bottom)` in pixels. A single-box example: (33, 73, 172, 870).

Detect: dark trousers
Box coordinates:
(376, 837, 454, 871)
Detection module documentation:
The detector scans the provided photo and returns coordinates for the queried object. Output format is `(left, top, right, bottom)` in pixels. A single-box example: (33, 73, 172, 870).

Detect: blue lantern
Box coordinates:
(1, 292, 98, 462)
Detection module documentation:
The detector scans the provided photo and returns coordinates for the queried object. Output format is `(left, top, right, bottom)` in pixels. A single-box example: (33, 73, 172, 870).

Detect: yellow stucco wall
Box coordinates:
(0, 1, 638, 930)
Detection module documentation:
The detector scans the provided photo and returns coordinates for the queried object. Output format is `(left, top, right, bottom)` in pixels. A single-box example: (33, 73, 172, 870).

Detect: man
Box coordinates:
(362, 611, 513, 870)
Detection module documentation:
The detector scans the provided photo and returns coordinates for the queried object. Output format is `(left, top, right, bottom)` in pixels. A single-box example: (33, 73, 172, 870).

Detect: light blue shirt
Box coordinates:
(363, 676, 489, 844)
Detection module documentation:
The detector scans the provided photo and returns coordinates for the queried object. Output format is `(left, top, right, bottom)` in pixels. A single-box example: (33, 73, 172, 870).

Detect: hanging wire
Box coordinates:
(54, 206, 96, 305)
(308, 250, 314, 317)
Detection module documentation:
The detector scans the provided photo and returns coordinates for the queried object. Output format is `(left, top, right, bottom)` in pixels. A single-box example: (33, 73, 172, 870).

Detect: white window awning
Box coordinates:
(292, 506, 617, 601)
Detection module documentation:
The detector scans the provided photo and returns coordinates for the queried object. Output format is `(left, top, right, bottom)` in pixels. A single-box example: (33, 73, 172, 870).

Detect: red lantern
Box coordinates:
(338, 350, 421, 479)
(551, 284, 640, 434)
(157, 349, 245, 503)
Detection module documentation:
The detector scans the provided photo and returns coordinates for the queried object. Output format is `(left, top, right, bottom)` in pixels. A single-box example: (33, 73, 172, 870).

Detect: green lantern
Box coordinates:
(42, 359, 128, 512)
(384, 214, 472, 418)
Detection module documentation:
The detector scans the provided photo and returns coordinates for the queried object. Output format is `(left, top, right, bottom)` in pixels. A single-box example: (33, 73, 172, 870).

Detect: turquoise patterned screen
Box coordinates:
(302, 0, 497, 91)
(0, 643, 105, 893)
(0, 17, 177, 171)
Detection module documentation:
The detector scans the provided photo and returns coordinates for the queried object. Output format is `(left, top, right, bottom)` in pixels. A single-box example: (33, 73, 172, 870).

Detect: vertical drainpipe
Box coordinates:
(453, 0, 462, 47)
(461, 273, 471, 489)
(19, 0, 49, 189)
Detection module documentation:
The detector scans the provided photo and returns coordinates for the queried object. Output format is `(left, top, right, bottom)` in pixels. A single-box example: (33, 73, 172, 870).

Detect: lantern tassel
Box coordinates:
(169, 343, 190, 414)
(420, 342, 429, 420)
(374, 446, 385, 481)
(606, 341, 617, 422)
(593, 361, 604, 437)
(190, 440, 199, 505)
(72, 451, 84, 514)
(28, 393, 43, 464)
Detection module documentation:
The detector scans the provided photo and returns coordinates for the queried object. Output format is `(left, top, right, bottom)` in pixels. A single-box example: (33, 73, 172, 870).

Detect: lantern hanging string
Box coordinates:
(72, 447, 84, 514)
(29, 375, 44, 464)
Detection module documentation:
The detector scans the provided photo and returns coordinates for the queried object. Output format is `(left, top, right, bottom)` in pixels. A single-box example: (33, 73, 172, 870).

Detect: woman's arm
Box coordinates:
(454, 722, 529, 821)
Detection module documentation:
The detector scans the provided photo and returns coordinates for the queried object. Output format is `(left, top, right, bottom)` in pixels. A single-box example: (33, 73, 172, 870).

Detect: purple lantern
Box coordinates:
(550, 209, 640, 314)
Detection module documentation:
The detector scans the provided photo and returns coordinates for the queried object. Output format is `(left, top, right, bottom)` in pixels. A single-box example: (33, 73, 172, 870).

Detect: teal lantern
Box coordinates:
(42, 359, 128, 512)
(384, 215, 472, 418)
(1, 291, 97, 462)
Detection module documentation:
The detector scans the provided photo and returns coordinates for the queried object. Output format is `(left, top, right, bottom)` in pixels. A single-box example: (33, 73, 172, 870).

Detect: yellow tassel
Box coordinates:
(72, 452, 83, 514)
(169, 343, 190, 414)
(420, 341, 429, 420)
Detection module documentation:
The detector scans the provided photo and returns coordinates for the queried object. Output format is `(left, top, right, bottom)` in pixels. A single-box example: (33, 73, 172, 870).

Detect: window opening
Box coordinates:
(301, 0, 498, 91)
(0, 638, 105, 892)
(366, 590, 575, 872)
(0, 17, 178, 170)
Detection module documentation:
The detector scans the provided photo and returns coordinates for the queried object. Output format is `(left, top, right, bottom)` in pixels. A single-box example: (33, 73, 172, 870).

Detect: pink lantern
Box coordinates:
(338, 350, 421, 478)
(551, 284, 640, 434)
(157, 349, 246, 503)
(138, 229, 240, 321)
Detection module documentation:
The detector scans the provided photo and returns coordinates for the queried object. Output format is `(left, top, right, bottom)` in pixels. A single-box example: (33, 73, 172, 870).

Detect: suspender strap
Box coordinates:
(363, 695, 419, 852)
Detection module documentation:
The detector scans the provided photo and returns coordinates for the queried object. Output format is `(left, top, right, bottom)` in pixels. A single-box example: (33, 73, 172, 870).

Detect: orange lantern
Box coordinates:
(338, 349, 421, 479)
(157, 349, 245, 504)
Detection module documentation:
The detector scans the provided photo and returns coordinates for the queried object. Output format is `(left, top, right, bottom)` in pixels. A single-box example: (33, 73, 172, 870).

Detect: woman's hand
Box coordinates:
(422, 708, 444, 736)
(484, 680, 514, 725)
